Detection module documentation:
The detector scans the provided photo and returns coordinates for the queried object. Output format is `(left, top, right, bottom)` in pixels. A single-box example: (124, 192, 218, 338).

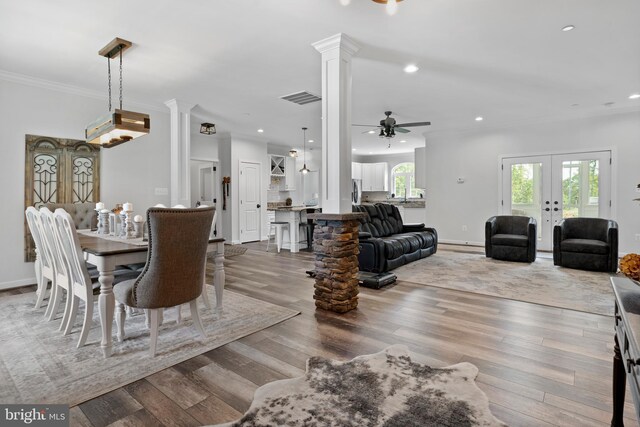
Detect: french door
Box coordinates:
(502, 151, 611, 251)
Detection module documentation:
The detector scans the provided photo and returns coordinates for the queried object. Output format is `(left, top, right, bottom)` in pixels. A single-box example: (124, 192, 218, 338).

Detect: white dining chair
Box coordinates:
(53, 209, 139, 347)
(25, 207, 54, 309)
(39, 207, 72, 325)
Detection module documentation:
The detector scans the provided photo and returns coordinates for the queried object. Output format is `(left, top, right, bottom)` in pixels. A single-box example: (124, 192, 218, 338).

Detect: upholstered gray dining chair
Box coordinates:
(113, 206, 215, 356)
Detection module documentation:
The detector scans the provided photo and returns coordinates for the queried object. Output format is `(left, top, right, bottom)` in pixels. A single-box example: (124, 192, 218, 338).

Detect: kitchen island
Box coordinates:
(267, 205, 318, 253)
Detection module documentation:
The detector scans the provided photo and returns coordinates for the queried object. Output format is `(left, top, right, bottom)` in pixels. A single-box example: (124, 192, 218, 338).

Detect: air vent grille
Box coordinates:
(280, 91, 321, 105)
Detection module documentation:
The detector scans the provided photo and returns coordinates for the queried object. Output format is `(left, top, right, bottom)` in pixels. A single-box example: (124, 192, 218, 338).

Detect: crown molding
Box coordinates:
(312, 33, 361, 57)
(0, 69, 167, 113)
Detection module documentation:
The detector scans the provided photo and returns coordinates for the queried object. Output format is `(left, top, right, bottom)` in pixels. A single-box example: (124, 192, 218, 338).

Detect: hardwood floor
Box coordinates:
(3, 243, 633, 426)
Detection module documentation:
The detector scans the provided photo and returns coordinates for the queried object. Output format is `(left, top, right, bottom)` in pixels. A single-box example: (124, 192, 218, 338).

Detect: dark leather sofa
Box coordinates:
(553, 217, 618, 272)
(485, 216, 537, 263)
(352, 203, 438, 273)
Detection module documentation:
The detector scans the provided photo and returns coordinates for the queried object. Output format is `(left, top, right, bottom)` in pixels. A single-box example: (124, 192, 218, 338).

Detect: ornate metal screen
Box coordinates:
(24, 135, 101, 261)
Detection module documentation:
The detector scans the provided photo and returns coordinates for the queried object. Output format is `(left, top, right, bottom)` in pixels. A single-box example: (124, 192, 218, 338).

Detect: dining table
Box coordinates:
(79, 233, 225, 358)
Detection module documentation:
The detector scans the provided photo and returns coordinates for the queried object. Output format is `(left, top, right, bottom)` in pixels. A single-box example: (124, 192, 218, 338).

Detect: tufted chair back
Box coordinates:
(45, 203, 97, 230)
(129, 206, 215, 309)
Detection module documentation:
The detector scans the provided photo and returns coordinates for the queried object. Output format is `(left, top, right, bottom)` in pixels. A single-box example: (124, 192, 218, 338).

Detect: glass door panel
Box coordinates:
(561, 159, 600, 218)
(510, 162, 543, 240)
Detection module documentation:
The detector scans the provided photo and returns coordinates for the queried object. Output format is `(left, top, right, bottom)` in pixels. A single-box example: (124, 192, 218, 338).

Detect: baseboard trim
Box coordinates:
(0, 277, 36, 291)
(439, 239, 484, 247)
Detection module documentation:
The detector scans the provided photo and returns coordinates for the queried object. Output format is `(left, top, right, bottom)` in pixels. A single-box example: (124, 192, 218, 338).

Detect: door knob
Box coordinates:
(545, 201, 550, 205)
(554, 201, 559, 205)
(257, 204, 261, 208)
(554, 208, 559, 211)
(544, 208, 550, 211)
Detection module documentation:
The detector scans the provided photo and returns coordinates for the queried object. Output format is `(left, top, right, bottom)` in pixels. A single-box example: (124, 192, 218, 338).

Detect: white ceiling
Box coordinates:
(1, 0, 639, 156)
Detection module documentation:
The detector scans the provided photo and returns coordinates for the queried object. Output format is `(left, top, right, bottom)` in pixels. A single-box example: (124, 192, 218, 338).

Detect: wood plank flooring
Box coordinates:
(2, 243, 634, 426)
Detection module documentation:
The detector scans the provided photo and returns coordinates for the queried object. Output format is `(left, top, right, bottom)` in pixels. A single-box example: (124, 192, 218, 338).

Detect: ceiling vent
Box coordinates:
(280, 91, 321, 105)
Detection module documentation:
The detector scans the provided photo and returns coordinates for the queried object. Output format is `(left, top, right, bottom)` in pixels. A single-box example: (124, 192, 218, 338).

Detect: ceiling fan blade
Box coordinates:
(395, 127, 411, 133)
(395, 121, 431, 127)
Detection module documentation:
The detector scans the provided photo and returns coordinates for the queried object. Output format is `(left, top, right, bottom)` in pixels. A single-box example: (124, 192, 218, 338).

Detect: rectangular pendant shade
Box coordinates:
(86, 109, 150, 148)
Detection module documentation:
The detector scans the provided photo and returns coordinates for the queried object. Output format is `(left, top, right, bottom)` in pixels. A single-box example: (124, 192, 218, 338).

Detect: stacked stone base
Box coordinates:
(310, 214, 365, 313)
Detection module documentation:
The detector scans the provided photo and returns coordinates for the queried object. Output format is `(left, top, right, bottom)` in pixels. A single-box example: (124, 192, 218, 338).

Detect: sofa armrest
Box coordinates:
(607, 220, 619, 272)
(527, 217, 537, 262)
(402, 223, 426, 232)
(358, 237, 387, 273)
(426, 227, 438, 253)
(359, 232, 372, 239)
(553, 220, 565, 266)
(485, 217, 497, 257)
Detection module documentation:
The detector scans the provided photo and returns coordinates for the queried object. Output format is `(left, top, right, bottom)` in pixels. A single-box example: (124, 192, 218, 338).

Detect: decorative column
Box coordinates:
(311, 34, 364, 314)
(312, 33, 360, 214)
(165, 99, 195, 207)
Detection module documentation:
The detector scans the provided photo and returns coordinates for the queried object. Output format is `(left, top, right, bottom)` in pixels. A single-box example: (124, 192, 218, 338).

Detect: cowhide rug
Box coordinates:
(215, 345, 506, 427)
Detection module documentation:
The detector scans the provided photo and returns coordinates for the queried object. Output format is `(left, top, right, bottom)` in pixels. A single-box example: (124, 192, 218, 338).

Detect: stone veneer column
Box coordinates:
(310, 212, 366, 313)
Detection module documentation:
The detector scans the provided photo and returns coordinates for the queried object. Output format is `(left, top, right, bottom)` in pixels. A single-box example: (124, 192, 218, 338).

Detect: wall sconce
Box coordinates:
(200, 123, 216, 135)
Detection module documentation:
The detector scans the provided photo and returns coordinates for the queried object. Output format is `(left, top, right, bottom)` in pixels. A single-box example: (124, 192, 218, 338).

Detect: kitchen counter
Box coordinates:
(267, 205, 319, 212)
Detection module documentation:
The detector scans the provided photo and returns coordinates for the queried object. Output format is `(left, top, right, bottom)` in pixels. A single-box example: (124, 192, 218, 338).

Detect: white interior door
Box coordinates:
(239, 161, 261, 243)
(502, 151, 611, 251)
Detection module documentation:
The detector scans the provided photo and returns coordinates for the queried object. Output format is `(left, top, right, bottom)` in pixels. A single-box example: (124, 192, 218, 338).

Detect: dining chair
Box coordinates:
(39, 207, 72, 324)
(53, 209, 139, 347)
(25, 207, 54, 309)
(113, 206, 215, 356)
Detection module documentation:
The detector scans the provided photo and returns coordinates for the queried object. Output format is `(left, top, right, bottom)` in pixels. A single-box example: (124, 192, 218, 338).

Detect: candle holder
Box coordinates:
(98, 211, 110, 235)
(133, 220, 143, 238)
(124, 211, 136, 239)
(119, 212, 127, 238)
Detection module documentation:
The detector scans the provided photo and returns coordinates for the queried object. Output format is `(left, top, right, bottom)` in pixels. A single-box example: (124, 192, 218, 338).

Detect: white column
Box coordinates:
(312, 34, 360, 214)
(165, 99, 195, 207)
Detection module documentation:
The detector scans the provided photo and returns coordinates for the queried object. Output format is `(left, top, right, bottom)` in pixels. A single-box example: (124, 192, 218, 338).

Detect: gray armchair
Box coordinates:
(553, 217, 618, 272)
(113, 206, 215, 356)
(485, 216, 537, 263)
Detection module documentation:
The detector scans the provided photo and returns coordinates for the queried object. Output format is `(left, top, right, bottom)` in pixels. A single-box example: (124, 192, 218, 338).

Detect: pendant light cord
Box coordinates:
(119, 48, 123, 110)
(107, 57, 112, 111)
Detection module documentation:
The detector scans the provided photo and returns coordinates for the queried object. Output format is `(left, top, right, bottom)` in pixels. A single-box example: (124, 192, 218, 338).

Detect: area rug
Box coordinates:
(394, 251, 615, 316)
(0, 287, 299, 406)
(215, 344, 505, 427)
(221, 245, 248, 257)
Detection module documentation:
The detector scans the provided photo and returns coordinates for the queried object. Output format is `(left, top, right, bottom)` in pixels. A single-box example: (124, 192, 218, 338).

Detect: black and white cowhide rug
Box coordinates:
(216, 345, 505, 427)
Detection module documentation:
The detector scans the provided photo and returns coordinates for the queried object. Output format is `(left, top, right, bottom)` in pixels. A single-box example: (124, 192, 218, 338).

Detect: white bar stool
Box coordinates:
(267, 221, 289, 253)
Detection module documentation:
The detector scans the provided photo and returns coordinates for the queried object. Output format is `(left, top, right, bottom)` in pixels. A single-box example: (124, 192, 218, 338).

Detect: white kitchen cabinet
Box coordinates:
(361, 162, 388, 191)
(270, 155, 285, 176)
(284, 157, 296, 191)
(351, 162, 362, 180)
(414, 147, 426, 189)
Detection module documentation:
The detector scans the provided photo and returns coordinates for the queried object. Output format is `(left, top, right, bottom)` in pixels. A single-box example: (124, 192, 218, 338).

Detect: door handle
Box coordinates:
(553, 208, 559, 211)
(545, 201, 550, 205)
(544, 208, 550, 212)
(257, 204, 261, 208)
(554, 201, 559, 205)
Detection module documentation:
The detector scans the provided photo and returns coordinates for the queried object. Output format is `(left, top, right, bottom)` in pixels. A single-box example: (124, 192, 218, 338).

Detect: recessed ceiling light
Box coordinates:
(352, 148, 357, 151)
(562, 25, 575, 32)
(400, 140, 407, 143)
(369, 152, 373, 154)
(308, 139, 314, 143)
(630, 94, 640, 100)
(475, 116, 484, 121)
(257, 128, 264, 133)
(404, 64, 419, 73)
(368, 130, 376, 134)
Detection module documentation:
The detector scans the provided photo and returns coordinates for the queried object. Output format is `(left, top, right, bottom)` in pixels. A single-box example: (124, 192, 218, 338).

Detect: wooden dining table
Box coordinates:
(79, 234, 225, 358)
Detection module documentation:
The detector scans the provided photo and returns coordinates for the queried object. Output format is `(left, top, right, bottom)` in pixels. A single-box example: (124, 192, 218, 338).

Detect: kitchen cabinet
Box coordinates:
(361, 162, 388, 191)
(284, 157, 296, 191)
(414, 147, 426, 189)
(351, 162, 362, 180)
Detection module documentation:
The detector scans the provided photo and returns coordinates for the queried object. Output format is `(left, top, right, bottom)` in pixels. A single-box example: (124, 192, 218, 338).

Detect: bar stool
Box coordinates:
(267, 221, 289, 253)
(299, 209, 318, 251)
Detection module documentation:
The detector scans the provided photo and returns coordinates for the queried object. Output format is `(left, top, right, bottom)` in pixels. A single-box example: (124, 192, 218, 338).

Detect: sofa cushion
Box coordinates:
(381, 238, 405, 259)
(491, 233, 529, 247)
(561, 238, 609, 255)
(393, 233, 425, 252)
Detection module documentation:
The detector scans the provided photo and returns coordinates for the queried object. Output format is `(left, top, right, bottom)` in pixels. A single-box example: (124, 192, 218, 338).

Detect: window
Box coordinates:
(391, 162, 420, 198)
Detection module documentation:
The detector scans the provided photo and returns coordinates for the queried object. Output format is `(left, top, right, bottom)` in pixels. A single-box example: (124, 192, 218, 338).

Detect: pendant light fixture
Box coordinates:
(289, 149, 298, 157)
(299, 127, 310, 174)
(200, 123, 216, 135)
(85, 37, 150, 148)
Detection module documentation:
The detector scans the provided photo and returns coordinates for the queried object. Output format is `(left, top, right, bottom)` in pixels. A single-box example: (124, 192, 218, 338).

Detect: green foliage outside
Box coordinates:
(511, 164, 534, 204)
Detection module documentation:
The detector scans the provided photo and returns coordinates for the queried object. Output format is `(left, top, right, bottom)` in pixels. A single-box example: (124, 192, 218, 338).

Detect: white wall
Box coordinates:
(0, 78, 170, 289)
(191, 132, 219, 161)
(425, 110, 640, 252)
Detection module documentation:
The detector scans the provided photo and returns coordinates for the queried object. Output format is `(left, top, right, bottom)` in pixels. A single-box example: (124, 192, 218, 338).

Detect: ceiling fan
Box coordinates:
(353, 111, 430, 140)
